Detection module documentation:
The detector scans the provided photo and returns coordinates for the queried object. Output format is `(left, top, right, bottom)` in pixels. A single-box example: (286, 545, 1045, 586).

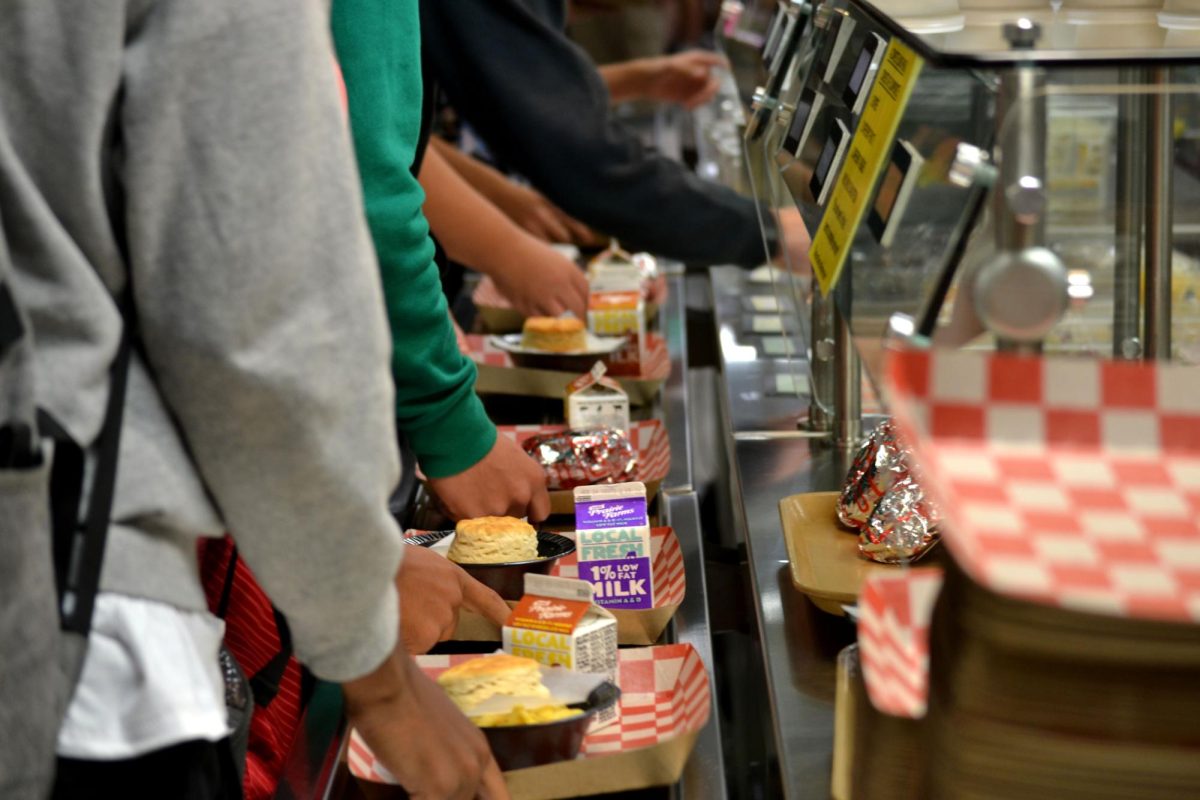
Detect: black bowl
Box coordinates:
(482, 679, 621, 771)
(405, 530, 576, 601)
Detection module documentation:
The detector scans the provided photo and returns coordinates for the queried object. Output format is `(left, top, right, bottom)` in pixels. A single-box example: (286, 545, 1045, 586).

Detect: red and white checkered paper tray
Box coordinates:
(858, 567, 944, 719)
(472, 275, 670, 333)
(885, 347, 1200, 624)
(499, 420, 671, 516)
(462, 333, 670, 406)
(426, 526, 686, 645)
(347, 643, 711, 800)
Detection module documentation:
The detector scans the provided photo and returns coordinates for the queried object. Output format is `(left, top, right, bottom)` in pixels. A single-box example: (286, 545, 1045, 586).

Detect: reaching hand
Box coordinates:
(344, 650, 509, 800)
(643, 50, 727, 110)
(492, 238, 590, 319)
(491, 180, 602, 246)
(774, 207, 813, 275)
(427, 434, 551, 523)
(396, 544, 511, 654)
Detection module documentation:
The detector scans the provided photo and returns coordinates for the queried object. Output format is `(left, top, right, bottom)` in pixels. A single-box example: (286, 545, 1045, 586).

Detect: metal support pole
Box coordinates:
(1144, 66, 1174, 361)
(975, 21, 1068, 347)
(1113, 69, 1146, 360)
(808, 280, 835, 432)
(994, 62, 1047, 254)
(832, 279, 861, 449)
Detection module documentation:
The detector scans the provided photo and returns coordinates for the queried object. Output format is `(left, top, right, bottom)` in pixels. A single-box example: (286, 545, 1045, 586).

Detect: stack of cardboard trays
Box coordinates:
(837, 645, 923, 800)
(845, 347, 1200, 800)
(846, 557, 1200, 800)
(923, 560, 1200, 800)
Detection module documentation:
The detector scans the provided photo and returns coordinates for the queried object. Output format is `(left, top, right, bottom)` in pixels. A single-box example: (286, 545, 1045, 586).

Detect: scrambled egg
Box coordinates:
(472, 704, 583, 727)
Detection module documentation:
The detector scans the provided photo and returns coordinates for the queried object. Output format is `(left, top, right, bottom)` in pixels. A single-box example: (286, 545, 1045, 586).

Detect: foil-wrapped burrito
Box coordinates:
(521, 428, 637, 490)
(859, 475, 940, 564)
(837, 419, 940, 563)
(837, 420, 909, 531)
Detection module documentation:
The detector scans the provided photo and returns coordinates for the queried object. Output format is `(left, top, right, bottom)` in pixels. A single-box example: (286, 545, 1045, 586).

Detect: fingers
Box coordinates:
(534, 207, 573, 244)
(557, 209, 599, 246)
(683, 76, 721, 110)
(681, 49, 728, 68)
(478, 758, 510, 800)
(537, 297, 567, 318)
(527, 481, 551, 523)
(559, 285, 588, 319)
(461, 576, 513, 626)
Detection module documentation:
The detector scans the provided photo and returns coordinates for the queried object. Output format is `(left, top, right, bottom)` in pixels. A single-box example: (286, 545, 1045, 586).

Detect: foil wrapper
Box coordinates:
(858, 476, 940, 564)
(521, 428, 637, 490)
(837, 419, 910, 531)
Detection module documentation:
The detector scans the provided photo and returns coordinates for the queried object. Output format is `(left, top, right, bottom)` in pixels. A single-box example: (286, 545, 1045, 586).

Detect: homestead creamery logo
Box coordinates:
(528, 599, 574, 621)
(584, 501, 640, 523)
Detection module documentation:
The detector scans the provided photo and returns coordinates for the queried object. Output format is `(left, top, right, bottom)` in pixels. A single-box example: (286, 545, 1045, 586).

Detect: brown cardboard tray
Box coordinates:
(778, 491, 888, 615)
(347, 643, 710, 799)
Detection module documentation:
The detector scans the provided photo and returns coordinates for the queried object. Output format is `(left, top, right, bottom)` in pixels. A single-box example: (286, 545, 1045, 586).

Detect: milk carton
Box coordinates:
(565, 362, 630, 434)
(574, 482, 655, 611)
(587, 290, 646, 377)
(502, 574, 619, 730)
(588, 259, 642, 293)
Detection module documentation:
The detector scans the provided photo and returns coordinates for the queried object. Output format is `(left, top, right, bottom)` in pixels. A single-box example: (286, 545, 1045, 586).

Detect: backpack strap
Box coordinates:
(43, 299, 134, 635)
(0, 282, 37, 470)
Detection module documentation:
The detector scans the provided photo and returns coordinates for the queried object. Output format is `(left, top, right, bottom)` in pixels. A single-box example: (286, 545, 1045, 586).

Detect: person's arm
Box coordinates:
(430, 137, 599, 245)
(420, 0, 778, 267)
(123, 0, 401, 687)
(123, 2, 510, 795)
(419, 145, 588, 318)
(333, 0, 550, 521)
(598, 50, 725, 109)
(330, 0, 495, 480)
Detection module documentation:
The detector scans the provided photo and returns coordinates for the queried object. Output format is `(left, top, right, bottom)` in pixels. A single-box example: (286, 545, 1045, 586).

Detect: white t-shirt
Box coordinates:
(57, 593, 231, 760)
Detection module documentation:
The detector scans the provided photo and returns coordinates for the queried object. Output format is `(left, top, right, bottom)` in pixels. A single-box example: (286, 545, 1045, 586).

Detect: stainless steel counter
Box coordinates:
(709, 267, 815, 435)
(709, 266, 857, 800)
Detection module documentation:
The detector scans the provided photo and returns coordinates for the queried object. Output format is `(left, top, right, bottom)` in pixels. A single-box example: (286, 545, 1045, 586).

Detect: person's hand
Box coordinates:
(344, 650, 509, 800)
(396, 545, 511, 654)
(642, 50, 726, 110)
(427, 434, 551, 523)
(491, 180, 603, 247)
(774, 207, 813, 275)
(492, 237, 590, 319)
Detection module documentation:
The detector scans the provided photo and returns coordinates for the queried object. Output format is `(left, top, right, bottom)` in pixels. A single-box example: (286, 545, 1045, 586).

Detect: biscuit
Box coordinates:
(448, 516, 539, 564)
(521, 316, 587, 353)
(437, 653, 550, 711)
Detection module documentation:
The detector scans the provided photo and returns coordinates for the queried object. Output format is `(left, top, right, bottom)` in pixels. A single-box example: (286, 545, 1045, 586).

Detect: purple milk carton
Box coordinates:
(573, 481, 655, 610)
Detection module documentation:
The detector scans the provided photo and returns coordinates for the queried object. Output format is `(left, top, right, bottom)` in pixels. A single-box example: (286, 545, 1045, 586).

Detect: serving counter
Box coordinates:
(273, 269, 729, 800)
(707, 265, 854, 800)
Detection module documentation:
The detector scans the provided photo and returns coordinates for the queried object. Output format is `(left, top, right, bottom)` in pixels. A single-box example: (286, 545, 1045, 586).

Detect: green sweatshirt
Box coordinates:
(331, 0, 496, 478)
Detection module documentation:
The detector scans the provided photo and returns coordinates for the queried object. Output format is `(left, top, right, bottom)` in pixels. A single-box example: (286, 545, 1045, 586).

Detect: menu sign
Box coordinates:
(810, 38, 924, 295)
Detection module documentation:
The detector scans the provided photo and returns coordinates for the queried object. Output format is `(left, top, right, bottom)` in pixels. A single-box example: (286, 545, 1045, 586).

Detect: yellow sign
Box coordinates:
(810, 39, 924, 295)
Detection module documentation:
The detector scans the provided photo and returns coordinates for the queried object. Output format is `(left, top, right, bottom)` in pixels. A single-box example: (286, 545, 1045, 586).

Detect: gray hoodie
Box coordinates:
(0, 0, 404, 682)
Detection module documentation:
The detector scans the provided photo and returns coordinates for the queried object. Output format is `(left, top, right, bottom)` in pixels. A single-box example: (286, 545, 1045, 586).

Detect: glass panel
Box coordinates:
(868, 0, 1200, 65)
(742, 0, 1200, 420)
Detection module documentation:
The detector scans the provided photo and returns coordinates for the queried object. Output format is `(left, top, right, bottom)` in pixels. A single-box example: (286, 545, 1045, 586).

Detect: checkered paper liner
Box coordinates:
(472, 274, 669, 311)
(346, 643, 711, 784)
(404, 526, 686, 608)
(858, 567, 944, 719)
(461, 332, 671, 380)
(498, 420, 671, 490)
(885, 348, 1200, 624)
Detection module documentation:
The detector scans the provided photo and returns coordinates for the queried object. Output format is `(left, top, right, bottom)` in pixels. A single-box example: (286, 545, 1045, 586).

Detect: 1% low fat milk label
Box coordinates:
(573, 481, 655, 610)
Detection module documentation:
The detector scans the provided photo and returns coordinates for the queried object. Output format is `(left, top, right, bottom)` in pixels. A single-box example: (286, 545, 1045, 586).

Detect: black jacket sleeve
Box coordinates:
(419, 0, 776, 267)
